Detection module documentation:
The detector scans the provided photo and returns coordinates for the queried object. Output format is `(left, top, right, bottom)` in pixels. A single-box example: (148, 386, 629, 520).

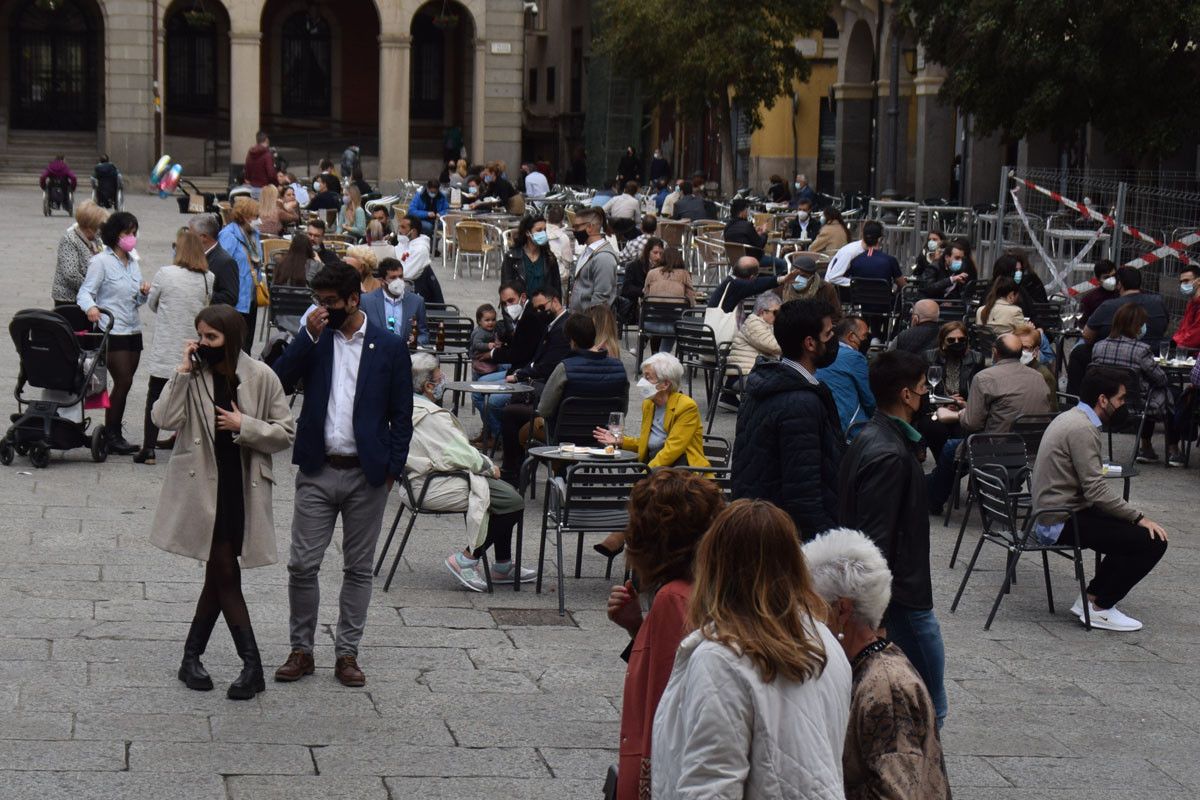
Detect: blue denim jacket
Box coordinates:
(217, 222, 261, 313)
(76, 248, 145, 335)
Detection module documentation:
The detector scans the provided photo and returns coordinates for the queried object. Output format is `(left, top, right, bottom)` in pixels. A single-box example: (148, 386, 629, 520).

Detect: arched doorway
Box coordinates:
(7, 0, 102, 131)
(409, 0, 474, 175)
(835, 18, 874, 195)
(163, 0, 230, 173)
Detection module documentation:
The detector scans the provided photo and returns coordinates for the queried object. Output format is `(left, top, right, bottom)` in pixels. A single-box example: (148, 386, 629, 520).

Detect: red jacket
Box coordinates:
(618, 579, 691, 800)
(243, 144, 275, 188)
(1173, 299, 1200, 349)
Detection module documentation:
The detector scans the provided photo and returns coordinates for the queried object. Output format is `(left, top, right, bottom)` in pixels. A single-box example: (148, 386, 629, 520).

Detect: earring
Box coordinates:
(836, 632, 845, 641)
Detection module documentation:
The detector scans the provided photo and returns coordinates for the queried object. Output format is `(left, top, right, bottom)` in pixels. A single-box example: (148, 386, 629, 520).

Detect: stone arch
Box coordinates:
(833, 16, 875, 194)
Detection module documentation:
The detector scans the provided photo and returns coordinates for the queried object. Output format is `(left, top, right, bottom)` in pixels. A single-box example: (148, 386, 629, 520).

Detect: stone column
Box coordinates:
(832, 82, 873, 195)
(103, 0, 155, 175)
(229, 31, 261, 169)
(378, 34, 412, 182)
(913, 74, 955, 201)
(472, 39, 487, 163)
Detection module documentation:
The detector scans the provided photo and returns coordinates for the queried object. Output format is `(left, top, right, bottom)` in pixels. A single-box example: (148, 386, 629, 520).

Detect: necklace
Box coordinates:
(850, 638, 890, 670)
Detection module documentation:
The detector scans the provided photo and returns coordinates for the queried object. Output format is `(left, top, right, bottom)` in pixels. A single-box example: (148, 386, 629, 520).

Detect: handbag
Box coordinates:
(703, 281, 738, 346)
(237, 234, 270, 307)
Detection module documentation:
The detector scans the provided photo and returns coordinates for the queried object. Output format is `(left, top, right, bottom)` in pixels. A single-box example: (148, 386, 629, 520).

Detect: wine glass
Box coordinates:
(927, 365, 943, 398)
(607, 412, 625, 444)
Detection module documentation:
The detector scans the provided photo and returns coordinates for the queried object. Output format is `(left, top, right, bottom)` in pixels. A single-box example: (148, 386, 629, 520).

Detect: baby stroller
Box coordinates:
(91, 160, 124, 211)
(176, 179, 217, 214)
(0, 306, 113, 468)
(42, 176, 73, 217)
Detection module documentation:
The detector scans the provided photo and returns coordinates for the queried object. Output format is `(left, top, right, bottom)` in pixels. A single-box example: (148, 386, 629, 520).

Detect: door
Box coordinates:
(10, 0, 97, 130)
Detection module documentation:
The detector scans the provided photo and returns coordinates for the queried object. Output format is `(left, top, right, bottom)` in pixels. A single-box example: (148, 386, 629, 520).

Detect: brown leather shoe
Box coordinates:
(273, 650, 315, 682)
(335, 654, 365, 687)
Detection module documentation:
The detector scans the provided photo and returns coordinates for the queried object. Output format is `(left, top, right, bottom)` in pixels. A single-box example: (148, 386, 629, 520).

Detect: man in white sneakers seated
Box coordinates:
(1031, 366, 1168, 631)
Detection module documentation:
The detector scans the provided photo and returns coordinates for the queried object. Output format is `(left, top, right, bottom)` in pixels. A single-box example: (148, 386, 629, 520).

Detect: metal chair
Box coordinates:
(434, 315, 474, 381)
(673, 318, 724, 409)
(950, 464, 1090, 630)
(947, 433, 1031, 568)
(662, 465, 733, 500)
(702, 434, 731, 467)
(438, 213, 465, 264)
(375, 472, 508, 594)
(1010, 412, 1059, 464)
(848, 277, 899, 340)
(519, 396, 627, 501)
(267, 285, 315, 337)
(636, 300, 690, 364)
(541, 463, 650, 615)
(424, 302, 461, 320)
(453, 221, 497, 279)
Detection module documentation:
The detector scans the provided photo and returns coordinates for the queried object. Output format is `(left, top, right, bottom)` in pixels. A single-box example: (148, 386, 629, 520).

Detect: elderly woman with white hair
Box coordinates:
(405, 353, 534, 593)
(720, 293, 782, 408)
(591, 352, 710, 557)
(802, 528, 950, 800)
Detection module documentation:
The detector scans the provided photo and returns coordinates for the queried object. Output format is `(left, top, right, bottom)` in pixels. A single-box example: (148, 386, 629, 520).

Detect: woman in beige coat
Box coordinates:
(721, 293, 782, 407)
(150, 304, 295, 700)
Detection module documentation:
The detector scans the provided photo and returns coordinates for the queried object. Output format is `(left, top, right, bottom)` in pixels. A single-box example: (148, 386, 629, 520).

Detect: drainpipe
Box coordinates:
(152, 0, 162, 162)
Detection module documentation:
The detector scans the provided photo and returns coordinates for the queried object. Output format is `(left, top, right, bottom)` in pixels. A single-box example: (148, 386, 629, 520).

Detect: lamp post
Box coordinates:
(882, 10, 901, 199)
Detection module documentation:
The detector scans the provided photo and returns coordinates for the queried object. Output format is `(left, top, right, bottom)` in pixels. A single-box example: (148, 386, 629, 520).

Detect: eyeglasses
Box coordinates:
(311, 294, 343, 309)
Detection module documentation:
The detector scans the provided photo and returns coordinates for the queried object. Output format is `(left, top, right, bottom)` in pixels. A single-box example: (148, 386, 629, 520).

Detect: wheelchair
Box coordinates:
(42, 177, 73, 217)
(91, 162, 124, 211)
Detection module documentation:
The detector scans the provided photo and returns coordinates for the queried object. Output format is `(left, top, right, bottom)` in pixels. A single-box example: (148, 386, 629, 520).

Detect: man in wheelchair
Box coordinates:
(92, 155, 123, 210)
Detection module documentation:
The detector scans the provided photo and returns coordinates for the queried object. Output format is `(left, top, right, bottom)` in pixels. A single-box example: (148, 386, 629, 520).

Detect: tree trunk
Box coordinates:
(718, 91, 736, 197)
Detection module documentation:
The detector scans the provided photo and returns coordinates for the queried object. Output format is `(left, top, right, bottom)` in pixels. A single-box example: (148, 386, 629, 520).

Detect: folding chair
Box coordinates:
(375, 472, 513, 594)
(950, 464, 1090, 630)
(541, 463, 650, 615)
(947, 433, 1031, 568)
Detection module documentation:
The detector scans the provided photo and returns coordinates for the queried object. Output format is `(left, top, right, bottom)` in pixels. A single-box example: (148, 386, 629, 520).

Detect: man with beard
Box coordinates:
(731, 298, 844, 540)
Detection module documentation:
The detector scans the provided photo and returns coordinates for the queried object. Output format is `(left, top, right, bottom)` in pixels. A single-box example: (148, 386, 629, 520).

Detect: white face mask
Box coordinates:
(1020, 350, 1036, 365)
(636, 376, 659, 399)
(504, 302, 524, 320)
(927, 239, 940, 252)
(429, 377, 446, 402)
(796, 210, 810, 222)
(386, 277, 406, 298)
(1101, 276, 1117, 291)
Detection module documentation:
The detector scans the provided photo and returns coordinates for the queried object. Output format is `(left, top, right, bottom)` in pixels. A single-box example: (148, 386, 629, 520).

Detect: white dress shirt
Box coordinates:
(524, 170, 549, 198)
(603, 193, 641, 222)
(399, 233, 431, 280)
(825, 240, 867, 287)
(323, 314, 367, 456)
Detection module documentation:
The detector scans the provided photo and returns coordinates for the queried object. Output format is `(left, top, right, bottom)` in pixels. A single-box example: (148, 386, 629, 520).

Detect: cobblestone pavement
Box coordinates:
(0, 187, 1197, 798)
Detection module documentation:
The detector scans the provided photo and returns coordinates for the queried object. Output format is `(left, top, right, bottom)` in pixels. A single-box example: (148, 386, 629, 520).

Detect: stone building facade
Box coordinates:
(0, 0, 526, 181)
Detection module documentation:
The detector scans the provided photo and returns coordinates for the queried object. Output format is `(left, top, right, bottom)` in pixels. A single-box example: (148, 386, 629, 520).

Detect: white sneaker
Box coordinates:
(490, 561, 537, 584)
(1080, 602, 1143, 632)
(444, 553, 488, 592)
(1069, 595, 1086, 618)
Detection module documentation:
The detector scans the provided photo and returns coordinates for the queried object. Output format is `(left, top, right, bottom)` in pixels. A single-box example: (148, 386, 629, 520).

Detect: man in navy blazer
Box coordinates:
(361, 256, 429, 345)
(271, 263, 412, 688)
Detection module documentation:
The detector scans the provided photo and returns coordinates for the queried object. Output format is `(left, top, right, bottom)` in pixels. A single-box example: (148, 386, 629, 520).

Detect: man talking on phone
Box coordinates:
(271, 264, 412, 687)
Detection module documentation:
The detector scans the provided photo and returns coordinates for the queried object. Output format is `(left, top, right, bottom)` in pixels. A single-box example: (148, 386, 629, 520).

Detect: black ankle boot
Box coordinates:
(178, 614, 217, 691)
(227, 623, 265, 700)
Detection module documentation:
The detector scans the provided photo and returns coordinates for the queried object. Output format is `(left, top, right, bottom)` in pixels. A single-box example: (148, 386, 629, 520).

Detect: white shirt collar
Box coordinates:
(337, 313, 368, 342)
(780, 356, 819, 385)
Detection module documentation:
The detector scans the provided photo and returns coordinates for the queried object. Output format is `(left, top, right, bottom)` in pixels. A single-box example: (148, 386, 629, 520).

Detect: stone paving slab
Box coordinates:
(0, 187, 1197, 797)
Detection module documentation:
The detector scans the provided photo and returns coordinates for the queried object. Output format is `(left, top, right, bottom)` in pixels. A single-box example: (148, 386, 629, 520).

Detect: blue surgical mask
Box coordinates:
(793, 276, 811, 291)
(950, 260, 963, 272)
(430, 377, 447, 402)
(531, 231, 549, 246)
(1014, 270, 1023, 284)
(1138, 323, 1147, 339)
(1182, 282, 1196, 297)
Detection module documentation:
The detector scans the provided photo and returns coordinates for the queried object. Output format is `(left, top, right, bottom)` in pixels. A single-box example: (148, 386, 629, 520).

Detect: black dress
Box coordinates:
(212, 372, 245, 553)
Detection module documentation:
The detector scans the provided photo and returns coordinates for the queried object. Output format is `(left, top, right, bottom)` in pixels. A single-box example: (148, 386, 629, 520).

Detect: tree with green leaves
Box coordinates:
(902, 0, 1200, 165)
(596, 0, 833, 192)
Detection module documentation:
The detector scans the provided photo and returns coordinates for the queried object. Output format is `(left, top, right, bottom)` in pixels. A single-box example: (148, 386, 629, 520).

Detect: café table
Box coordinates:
(442, 380, 534, 417)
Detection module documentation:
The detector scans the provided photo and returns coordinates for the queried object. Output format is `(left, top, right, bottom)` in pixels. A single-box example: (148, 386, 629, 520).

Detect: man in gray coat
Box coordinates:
(568, 207, 619, 313)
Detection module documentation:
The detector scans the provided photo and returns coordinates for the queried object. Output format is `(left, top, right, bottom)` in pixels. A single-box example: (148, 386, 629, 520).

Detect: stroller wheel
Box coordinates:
(0, 442, 13, 466)
(14, 443, 28, 456)
(90, 425, 108, 463)
(29, 444, 51, 469)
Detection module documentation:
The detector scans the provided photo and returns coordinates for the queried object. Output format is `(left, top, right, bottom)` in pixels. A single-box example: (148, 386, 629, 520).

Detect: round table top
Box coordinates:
(527, 445, 639, 463)
(414, 345, 468, 356)
(1156, 358, 1196, 371)
(444, 381, 534, 394)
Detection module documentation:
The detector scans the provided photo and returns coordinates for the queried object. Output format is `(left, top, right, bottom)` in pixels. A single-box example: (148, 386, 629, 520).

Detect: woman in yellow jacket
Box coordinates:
(592, 352, 710, 556)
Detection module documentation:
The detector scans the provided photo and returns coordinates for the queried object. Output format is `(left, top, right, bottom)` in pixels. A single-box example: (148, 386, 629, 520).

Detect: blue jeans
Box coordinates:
(926, 438, 962, 511)
(472, 364, 510, 418)
(761, 255, 788, 275)
(480, 371, 512, 435)
(883, 604, 947, 728)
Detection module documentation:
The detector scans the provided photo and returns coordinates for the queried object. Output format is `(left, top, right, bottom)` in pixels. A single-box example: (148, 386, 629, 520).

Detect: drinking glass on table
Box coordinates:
(607, 412, 624, 443)
(927, 365, 943, 397)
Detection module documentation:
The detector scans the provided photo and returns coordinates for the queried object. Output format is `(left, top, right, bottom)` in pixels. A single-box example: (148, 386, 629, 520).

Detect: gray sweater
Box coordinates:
(1031, 406, 1140, 525)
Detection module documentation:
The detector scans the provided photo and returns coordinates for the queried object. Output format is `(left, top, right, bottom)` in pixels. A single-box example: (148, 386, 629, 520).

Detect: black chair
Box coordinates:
(425, 302, 461, 320)
(967, 325, 996, 356)
(662, 465, 733, 500)
(947, 433, 1031, 568)
(935, 297, 966, 323)
(950, 464, 1090, 630)
(1031, 301, 1064, 335)
(674, 319, 724, 408)
(636, 300, 690, 363)
(702, 434, 731, 467)
(847, 277, 898, 340)
(1010, 412, 1059, 464)
(541, 463, 650, 615)
(518, 395, 627, 499)
(433, 315, 474, 381)
(267, 285, 314, 336)
(375, 472, 512, 594)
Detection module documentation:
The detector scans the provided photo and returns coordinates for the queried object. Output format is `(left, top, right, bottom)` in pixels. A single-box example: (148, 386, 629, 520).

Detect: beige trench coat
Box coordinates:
(149, 353, 296, 568)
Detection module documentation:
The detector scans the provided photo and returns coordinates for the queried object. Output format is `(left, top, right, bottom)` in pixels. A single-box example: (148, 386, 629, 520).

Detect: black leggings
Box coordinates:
(105, 349, 140, 439)
(193, 537, 250, 630)
(473, 510, 521, 562)
(142, 376, 169, 450)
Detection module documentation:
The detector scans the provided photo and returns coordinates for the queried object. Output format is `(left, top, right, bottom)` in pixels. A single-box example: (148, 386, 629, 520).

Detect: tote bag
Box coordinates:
(702, 281, 738, 345)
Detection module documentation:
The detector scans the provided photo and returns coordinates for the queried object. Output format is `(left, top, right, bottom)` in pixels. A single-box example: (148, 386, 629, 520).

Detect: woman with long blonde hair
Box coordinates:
(339, 185, 366, 240)
(652, 500, 852, 799)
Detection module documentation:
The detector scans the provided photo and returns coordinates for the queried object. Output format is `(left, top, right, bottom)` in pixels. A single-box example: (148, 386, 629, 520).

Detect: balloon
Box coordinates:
(149, 155, 171, 185)
(158, 163, 183, 193)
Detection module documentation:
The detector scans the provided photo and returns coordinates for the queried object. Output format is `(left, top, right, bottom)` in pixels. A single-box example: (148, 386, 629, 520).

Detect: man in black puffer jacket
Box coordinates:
(838, 349, 946, 728)
(732, 298, 844, 539)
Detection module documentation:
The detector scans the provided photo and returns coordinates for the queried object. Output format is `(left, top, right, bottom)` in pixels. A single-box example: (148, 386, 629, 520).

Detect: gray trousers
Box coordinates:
(288, 466, 390, 656)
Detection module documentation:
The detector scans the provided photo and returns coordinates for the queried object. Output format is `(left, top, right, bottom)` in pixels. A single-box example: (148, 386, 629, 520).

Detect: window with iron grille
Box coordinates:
(166, 12, 217, 114)
(281, 11, 331, 118)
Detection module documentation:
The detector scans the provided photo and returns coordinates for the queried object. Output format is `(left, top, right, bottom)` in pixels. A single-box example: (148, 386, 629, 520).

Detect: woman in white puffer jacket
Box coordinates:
(652, 499, 852, 800)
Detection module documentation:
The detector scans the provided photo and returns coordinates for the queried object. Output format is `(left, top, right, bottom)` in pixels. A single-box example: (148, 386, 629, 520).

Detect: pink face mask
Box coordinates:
(118, 234, 137, 252)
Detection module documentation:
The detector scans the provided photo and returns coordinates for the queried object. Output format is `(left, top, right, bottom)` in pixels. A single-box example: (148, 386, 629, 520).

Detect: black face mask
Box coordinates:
(1106, 403, 1131, 430)
(574, 229, 591, 246)
(814, 338, 838, 369)
(945, 340, 968, 357)
(326, 306, 350, 330)
(195, 344, 224, 368)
